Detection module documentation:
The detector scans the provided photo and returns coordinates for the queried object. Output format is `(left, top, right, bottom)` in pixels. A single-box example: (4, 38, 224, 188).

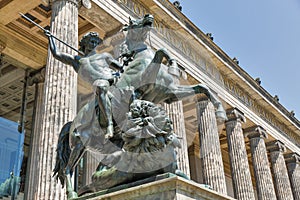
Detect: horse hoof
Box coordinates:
(105, 125, 114, 139)
(67, 191, 78, 199)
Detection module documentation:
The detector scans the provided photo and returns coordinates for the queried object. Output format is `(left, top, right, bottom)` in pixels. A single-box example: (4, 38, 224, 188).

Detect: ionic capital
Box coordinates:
(197, 96, 210, 103)
(42, 0, 82, 7)
(285, 153, 300, 164)
(244, 125, 268, 139)
(266, 140, 286, 153)
(225, 107, 246, 123)
(28, 67, 46, 85)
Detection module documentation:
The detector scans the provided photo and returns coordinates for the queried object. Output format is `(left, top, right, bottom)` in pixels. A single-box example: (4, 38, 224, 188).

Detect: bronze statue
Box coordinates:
(47, 14, 227, 199)
(45, 31, 122, 139)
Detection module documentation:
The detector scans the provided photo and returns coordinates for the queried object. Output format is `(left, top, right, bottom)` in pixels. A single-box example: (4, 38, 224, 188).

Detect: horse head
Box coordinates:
(122, 14, 154, 51)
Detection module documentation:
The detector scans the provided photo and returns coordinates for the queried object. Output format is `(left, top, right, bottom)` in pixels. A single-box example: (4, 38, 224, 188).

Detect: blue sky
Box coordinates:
(177, 0, 300, 119)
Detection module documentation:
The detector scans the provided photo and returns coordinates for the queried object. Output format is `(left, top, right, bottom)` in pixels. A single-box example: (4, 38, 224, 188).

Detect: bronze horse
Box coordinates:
(116, 14, 226, 116)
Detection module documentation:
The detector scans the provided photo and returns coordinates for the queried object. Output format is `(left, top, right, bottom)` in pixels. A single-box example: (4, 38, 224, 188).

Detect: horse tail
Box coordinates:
(53, 121, 72, 187)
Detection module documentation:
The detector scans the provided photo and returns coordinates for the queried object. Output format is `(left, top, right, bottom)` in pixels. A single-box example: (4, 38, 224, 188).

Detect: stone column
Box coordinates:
(164, 65, 190, 178)
(24, 69, 45, 200)
(196, 99, 227, 195)
(225, 108, 255, 200)
(244, 126, 277, 200)
(266, 141, 293, 200)
(33, 0, 79, 199)
(285, 153, 300, 200)
(188, 144, 202, 183)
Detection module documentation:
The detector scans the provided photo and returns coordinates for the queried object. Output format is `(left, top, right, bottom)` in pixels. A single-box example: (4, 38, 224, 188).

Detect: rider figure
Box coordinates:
(45, 31, 122, 139)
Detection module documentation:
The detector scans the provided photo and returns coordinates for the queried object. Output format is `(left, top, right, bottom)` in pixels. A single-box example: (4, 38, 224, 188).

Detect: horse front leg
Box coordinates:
(141, 48, 173, 86)
(193, 83, 227, 122)
(65, 168, 78, 199)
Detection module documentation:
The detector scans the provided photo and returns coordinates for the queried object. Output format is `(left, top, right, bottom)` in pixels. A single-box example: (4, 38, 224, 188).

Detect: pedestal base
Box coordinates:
(75, 173, 234, 200)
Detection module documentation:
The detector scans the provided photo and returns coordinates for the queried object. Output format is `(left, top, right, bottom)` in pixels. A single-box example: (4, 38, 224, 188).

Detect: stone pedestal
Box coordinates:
(244, 126, 277, 200)
(225, 108, 255, 200)
(267, 141, 294, 200)
(30, 0, 79, 199)
(75, 174, 235, 200)
(285, 153, 300, 200)
(196, 100, 227, 195)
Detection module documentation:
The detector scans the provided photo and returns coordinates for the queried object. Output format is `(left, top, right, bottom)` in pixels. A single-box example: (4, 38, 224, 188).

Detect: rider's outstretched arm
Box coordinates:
(45, 31, 80, 72)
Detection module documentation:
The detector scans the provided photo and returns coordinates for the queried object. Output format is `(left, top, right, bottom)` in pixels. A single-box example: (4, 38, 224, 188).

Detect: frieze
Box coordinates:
(113, 0, 300, 146)
(223, 75, 299, 144)
(113, 0, 148, 17)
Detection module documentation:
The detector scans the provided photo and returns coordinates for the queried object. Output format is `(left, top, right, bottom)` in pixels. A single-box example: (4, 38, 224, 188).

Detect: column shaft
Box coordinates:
(164, 65, 190, 178)
(82, 152, 99, 185)
(267, 141, 294, 200)
(225, 109, 255, 200)
(24, 83, 44, 199)
(286, 153, 300, 200)
(164, 102, 190, 178)
(197, 100, 227, 195)
(245, 127, 277, 200)
(188, 144, 202, 183)
(34, 1, 79, 199)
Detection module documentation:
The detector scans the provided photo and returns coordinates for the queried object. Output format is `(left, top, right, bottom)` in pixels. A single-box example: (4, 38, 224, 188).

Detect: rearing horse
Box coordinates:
(117, 14, 226, 119)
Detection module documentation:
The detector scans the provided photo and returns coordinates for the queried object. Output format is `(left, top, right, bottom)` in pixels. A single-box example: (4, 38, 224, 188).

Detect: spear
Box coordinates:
(19, 12, 84, 56)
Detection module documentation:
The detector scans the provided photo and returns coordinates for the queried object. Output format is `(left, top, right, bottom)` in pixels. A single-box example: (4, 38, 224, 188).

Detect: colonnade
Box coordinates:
(188, 100, 300, 200)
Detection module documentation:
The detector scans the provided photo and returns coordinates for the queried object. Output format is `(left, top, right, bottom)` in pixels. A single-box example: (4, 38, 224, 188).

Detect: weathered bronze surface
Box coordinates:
(48, 14, 226, 199)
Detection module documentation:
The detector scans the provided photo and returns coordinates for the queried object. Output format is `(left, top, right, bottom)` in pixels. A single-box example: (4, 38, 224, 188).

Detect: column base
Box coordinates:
(75, 173, 234, 200)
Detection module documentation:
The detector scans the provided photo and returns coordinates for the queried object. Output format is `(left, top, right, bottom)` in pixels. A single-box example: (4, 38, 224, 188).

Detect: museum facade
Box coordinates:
(0, 0, 299, 199)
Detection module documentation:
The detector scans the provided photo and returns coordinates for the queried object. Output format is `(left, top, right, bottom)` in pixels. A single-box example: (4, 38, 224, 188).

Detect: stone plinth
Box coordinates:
(75, 174, 235, 200)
